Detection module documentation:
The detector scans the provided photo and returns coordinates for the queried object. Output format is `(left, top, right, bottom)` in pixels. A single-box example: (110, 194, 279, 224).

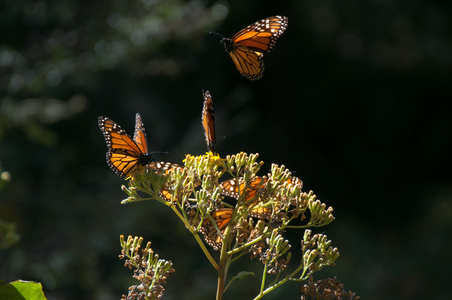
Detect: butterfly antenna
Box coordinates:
(150, 151, 170, 155)
(209, 32, 225, 39)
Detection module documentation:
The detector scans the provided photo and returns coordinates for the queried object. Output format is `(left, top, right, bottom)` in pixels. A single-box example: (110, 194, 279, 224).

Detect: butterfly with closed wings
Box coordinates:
(211, 15, 288, 81)
(202, 89, 217, 154)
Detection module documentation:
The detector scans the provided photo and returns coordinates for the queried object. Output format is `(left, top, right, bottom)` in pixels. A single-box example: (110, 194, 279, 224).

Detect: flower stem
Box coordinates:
(171, 205, 219, 270)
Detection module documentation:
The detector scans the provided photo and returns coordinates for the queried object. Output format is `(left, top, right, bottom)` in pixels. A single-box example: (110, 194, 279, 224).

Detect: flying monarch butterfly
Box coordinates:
(98, 113, 152, 179)
(199, 208, 233, 250)
(220, 175, 302, 218)
(202, 89, 217, 154)
(211, 15, 288, 81)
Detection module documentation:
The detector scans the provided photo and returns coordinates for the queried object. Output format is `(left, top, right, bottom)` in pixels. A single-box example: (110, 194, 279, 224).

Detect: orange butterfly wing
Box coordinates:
(133, 113, 149, 155)
(220, 176, 266, 200)
(231, 16, 288, 53)
(228, 46, 264, 81)
(202, 90, 217, 154)
(98, 114, 152, 179)
(106, 151, 140, 179)
(221, 175, 302, 219)
(200, 208, 233, 250)
(146, 161, 181, 176)
(221, 176, 271, 218)
(146, 161, 186, 203)
(286, 176, 303, 188)
(217, 15, 288, 81)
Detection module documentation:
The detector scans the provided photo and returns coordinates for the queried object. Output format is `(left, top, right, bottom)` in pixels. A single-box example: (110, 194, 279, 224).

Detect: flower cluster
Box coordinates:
(119, 235, 175, 300)
(301, 277, 360, 300)
(120, 152, 343, 298)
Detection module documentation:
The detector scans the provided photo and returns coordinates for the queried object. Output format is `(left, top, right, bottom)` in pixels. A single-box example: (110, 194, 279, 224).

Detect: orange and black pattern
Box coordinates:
(213, 15, 288, 81)
(145, 161, 185, 202)
(220, 175, 302, 218)
(220, 176, 270, 218)
(202, 90, 217, 154)
(199, 208, 233, 250)
(98, 114, 152, 179)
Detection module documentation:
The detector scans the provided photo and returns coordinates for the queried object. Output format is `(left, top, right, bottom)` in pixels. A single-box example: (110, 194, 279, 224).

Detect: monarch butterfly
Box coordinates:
(221, 176, 269, 218)
(145, 161, 184, 202)
(202, 90, 217, 154)
(199, 208, 233, 250)
(98, 113, 152, 179)
(211, 15, 288, 81)
(146, 161, 180, 175)
(220, 175, 302, 218)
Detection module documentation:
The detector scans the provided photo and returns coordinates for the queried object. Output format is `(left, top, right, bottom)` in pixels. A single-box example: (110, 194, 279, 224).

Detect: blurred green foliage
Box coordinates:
(1, 0, 452, 299)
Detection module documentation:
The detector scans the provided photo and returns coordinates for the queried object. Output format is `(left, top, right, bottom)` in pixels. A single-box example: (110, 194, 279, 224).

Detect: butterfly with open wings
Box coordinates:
(98, 113, 153, 179)
(211, 15, 288, 81)
(199, 207, 233, 250)
(220, 175, 302, 219)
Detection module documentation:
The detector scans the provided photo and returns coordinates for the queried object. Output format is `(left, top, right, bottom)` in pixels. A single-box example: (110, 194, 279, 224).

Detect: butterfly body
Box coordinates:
(212, 15, 288, 81)
(140, 153, 153, 165)
(219, 37, 235, 53)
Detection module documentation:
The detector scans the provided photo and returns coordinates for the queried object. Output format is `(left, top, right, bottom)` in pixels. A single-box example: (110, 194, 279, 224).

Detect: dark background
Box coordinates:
(1, 0, 451, 299)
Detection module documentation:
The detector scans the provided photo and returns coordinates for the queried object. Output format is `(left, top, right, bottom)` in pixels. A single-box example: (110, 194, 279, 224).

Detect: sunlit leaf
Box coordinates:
(0, 280, 47, 300)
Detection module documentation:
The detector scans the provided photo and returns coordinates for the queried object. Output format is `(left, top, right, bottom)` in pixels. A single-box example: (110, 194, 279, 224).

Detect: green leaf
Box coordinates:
(233, 271, 255, 280)
(224, 271, 255, 292)
(0, 280, 47, 300)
